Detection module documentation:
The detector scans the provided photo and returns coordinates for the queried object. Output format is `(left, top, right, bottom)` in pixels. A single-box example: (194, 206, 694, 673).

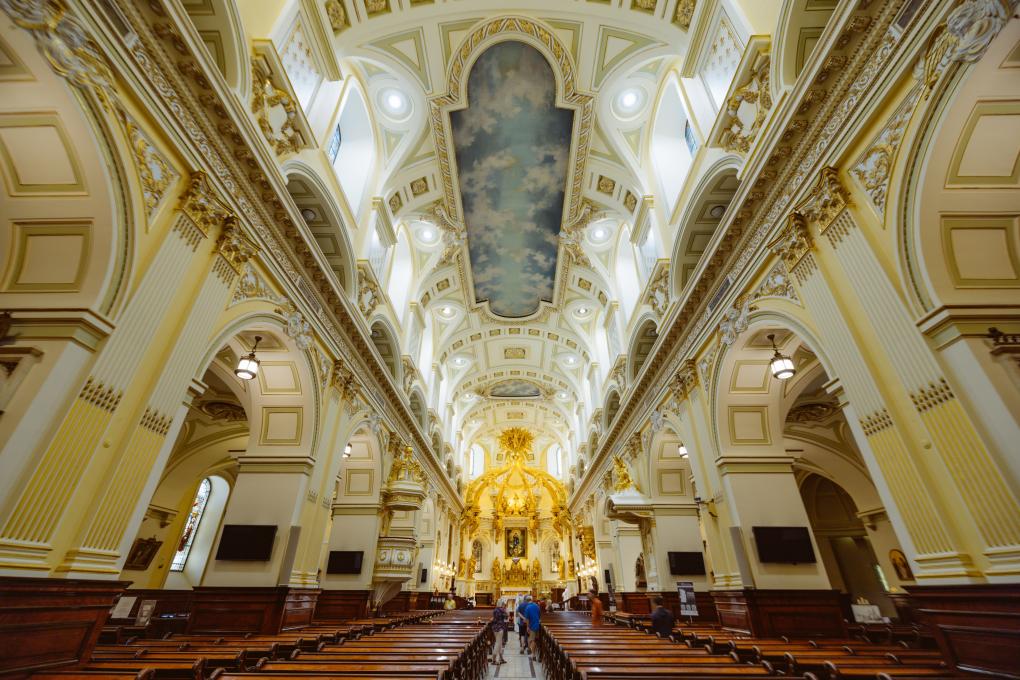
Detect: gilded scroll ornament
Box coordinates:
(251, 58, 303, 156)
(612, 455, 637, 493)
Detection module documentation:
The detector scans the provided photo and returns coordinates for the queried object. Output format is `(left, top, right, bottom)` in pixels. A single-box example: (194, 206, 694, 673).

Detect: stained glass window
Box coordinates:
(170, 478, 212, 572)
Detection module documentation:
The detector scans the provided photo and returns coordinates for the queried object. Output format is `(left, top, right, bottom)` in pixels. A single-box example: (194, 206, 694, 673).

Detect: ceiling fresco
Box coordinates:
(451, 41, 573, 318)
(488, 379, 543, 399)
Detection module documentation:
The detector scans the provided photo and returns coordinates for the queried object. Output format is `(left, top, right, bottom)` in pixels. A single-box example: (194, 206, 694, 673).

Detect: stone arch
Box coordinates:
(628, 317, 659, 381)
(670, 163, 740, 295)
(771, 0, 838, 96)
(604, 390, 621, 429)
(284, 163, 357, 297)
(369, 318, 401, 382)
(182, 0, 250, 98)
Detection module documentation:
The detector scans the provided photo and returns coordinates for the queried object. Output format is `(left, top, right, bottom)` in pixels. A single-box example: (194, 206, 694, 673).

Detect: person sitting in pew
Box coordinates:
(651, 595, 675, 639)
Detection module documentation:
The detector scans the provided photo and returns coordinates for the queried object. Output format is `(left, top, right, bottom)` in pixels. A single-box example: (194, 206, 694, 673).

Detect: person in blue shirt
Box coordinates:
(515, 595, 531, 652)
(524, 596, 541, 658)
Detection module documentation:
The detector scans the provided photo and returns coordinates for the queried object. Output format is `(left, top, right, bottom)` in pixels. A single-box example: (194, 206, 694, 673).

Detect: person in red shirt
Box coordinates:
(588, 589, 604, 626)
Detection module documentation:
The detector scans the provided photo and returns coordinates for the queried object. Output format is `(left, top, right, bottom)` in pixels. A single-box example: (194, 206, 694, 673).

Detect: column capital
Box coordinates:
(178, 171, 233, 237)
(796, 166, 850, 233)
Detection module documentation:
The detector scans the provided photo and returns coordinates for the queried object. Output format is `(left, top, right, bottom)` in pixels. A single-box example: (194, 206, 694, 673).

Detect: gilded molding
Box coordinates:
(0, 0, 117, 109)
(80, 377, 121, 413)
(720, 51, 772, 155)
(673, 0, 696, 29)
(670, 359, 698, 402)
(251, 56, 303, 156)
(178, 171, 231, 237)
(331, 357, 362, 404)
(752, 264, 800, 304)
(771, 211, 813, 272)
(356, 263, 383, 316)
(125, 116, 178, 219)
(216, 216, 259, 274)
(612, 455, 637, 493)
(922, 0, 1013, 91)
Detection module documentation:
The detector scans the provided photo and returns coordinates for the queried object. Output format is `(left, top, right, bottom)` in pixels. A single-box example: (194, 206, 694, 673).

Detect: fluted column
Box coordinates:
(0, 174, 246, 577)
(802, 167, 1020, 578)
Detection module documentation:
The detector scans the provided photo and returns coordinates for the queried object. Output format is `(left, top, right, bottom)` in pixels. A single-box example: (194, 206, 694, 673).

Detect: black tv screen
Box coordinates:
(752, 526, 816, 563)
(668, 551, 707, 575)
(215, 524, 277, 561)
(326, 550, 364, 574)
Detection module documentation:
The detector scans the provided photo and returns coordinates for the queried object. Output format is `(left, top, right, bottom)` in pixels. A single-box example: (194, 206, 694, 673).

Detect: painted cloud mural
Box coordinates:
(451, 41, 573, 318)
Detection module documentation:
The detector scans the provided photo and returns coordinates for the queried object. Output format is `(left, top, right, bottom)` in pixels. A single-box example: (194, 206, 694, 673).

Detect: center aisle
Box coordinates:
(487, 629, 542, 680)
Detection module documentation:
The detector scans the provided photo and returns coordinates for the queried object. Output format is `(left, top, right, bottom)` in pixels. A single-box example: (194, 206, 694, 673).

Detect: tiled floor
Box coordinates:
(485, 629, 542, 679)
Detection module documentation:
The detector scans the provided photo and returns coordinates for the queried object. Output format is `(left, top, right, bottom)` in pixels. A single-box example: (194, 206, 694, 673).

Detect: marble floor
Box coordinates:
(484, 629, 543, 679)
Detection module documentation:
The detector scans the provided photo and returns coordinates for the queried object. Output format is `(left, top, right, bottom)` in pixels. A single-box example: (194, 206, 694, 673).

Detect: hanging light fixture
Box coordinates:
(234, 335, 262, 380)
(343, 443, 352, 459)
(768, 333, 796, 380)
(677, 443, 689, 458)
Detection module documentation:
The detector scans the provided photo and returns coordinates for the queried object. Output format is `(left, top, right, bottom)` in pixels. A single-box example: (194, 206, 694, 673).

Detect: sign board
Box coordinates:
(135, 599, 157, 626)
(851, 604, 883, 623)
(677, 581, 698, 617)
(111, 596, 136, 620)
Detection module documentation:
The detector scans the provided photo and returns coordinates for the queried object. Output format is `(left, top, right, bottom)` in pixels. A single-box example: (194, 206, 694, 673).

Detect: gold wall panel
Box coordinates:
(0, 113, 85, 195)
(947, 100, 1020, 186)
(259, 406, 303, 445)
(658, 469, 686, 495)
(3, 221, 91, 292)
(728, 406, 771, 445)
(941, 215, 1020, 287)
(344, 469, 375, 496)
(256, 361, 302, 395)
(729, 360, 771, 394)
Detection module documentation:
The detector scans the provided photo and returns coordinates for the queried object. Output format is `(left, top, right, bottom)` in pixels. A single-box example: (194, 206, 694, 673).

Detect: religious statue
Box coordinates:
(531, 558, 542, 584)
(466, 555, 477, 579)
(613, 456, 636, 492)
(491, 557, 502, 584)
(635, 554, 647, 590)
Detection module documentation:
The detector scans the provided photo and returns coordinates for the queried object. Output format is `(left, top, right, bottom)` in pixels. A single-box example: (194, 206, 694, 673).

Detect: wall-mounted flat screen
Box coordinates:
(668, 551, 707, 575)
(752, 526, 816, 563)
(214, 524, 277, 561)
(326, 550, 364, 574)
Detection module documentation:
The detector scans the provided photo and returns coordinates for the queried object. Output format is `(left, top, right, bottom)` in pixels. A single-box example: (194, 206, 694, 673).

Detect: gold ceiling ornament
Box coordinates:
(498, 427, 534, 460)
